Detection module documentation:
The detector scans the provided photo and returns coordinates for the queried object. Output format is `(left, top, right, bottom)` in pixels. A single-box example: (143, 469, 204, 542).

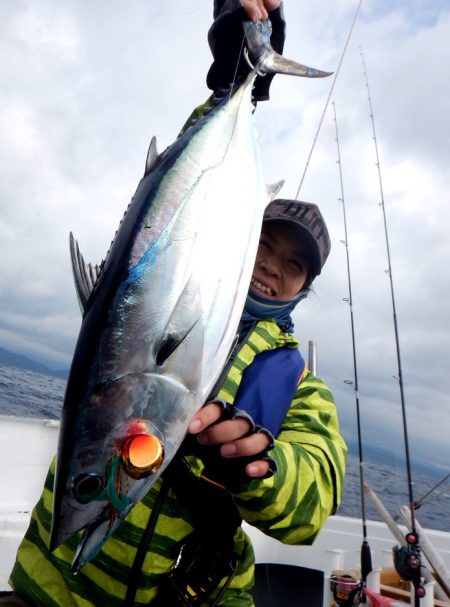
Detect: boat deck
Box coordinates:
(252, 563, 323, 606)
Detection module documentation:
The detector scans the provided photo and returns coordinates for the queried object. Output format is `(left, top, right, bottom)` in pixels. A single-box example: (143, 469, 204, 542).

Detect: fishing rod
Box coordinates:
(332, 102, 372, 598)
(360, 47, 425, 604)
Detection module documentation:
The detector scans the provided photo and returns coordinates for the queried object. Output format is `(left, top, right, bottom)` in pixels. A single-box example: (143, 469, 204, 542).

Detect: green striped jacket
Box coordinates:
(10, 319, 347, 606)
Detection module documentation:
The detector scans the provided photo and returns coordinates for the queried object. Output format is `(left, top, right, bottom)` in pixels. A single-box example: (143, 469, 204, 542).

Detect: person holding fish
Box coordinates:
(5, 200, 346, 607)
(3, 2, 346, 607)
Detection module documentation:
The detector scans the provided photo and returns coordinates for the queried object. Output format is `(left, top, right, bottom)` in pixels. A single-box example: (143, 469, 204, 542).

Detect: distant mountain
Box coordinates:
(0, 347, 68, 380)
(345, 436, 444, 479)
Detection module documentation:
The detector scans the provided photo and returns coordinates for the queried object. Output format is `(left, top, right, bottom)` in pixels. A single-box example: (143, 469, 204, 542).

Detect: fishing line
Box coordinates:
(180, 1, 211, 15)
(360, 46, 425, 604)
(332, 101, 372, 591)
(414, 472, 450, 510)
(295, 0, 364, 200)
(229, 33, 248, 99)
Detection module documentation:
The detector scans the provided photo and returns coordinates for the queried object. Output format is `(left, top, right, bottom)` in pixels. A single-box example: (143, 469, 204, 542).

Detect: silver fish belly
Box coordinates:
(50, 72, 269, 569)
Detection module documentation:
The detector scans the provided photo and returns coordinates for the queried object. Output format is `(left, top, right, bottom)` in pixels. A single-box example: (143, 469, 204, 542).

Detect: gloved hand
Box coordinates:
(206, 0, 286, 102)
(187, 399, 277, 487)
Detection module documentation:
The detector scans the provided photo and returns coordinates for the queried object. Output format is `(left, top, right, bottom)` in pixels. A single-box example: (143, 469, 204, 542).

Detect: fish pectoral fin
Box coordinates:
(71, 514, 111, 572)
(155, 328, 197, 366)
(243, 20, 332, 78)
(144, 136, 159, 177)
(156, 309, 201, 366)
(70, 233, 102, 313)
(156, 279, 203, 366)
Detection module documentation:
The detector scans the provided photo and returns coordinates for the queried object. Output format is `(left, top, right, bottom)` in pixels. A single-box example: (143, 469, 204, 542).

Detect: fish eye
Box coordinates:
(72, 473, 105, 503)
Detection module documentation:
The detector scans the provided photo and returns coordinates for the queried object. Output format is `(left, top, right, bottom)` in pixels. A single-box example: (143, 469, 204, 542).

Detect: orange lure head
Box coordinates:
(121, 432, 164, 479)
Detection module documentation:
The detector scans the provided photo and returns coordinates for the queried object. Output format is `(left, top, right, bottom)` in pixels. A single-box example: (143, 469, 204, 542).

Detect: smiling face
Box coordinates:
(250, 222, 311, 301)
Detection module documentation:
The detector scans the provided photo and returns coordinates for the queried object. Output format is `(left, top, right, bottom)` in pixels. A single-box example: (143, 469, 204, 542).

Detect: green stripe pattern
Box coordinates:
(10, 319, 346, 606)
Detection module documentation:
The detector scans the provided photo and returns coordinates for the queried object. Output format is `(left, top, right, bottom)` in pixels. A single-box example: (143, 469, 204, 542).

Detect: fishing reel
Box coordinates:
(393, 533, 426, 600)
(330, 572, 363, 606)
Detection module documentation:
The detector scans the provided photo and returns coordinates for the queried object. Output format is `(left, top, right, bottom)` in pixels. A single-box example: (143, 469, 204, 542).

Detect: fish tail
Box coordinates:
(244, 20, 332, 78)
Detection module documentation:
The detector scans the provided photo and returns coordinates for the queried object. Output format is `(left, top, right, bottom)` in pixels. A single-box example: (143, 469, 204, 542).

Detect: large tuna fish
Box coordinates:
(50, 28, 331, 570)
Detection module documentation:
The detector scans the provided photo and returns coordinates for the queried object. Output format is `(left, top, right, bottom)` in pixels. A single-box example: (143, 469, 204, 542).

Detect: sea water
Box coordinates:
(0, 363, 64, 419)
(0, 363, 448, 532)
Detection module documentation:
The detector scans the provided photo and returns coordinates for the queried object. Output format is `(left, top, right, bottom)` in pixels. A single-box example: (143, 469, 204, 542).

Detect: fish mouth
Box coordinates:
(251, 277, 276, 297)
(71, 514, 112, 572)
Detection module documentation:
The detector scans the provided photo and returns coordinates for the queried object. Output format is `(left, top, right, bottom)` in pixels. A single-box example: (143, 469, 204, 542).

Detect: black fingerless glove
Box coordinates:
(183, 399, 277, 489)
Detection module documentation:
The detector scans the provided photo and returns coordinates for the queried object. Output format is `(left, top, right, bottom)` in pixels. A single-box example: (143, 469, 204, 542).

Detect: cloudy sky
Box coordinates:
(1, 1, 449, 473)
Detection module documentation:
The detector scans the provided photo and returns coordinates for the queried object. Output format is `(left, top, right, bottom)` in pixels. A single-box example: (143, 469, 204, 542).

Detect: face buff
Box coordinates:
(241, 289, 308, 333)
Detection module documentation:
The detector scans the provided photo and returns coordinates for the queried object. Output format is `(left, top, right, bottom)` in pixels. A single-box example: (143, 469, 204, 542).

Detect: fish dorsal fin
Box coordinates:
(69, 233, 102, 313)
(144, 136, 159, 176)
(267, 180, 284, 201)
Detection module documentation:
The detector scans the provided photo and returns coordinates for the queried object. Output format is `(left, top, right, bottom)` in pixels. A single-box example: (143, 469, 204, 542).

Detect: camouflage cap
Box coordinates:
(263, 199, 331, 280)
